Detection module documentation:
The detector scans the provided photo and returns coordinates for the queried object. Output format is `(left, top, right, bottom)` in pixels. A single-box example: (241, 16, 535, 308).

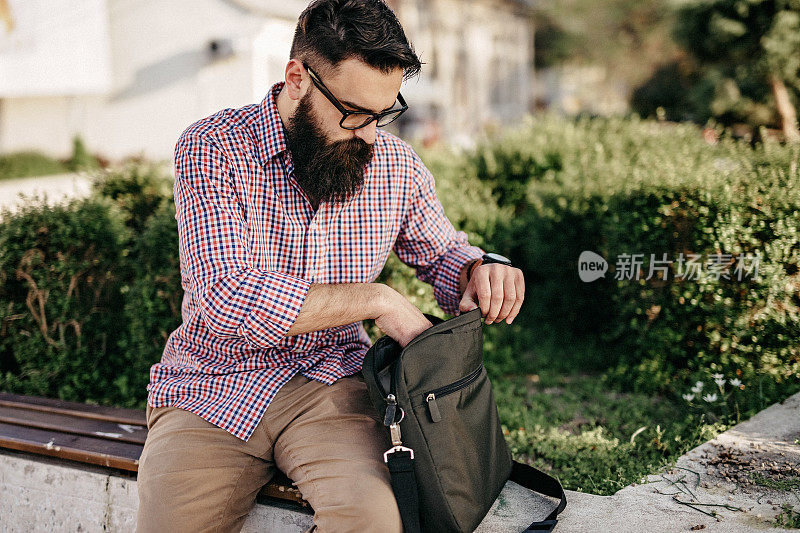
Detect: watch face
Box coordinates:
(484, 252, 511, 264)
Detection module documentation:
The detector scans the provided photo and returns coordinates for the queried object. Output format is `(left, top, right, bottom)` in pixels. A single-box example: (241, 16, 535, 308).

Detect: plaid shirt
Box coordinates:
(147, 81, 485, 442)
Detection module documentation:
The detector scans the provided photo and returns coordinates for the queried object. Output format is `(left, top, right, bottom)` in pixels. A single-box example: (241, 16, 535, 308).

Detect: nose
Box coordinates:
(352, 120, 377, 144)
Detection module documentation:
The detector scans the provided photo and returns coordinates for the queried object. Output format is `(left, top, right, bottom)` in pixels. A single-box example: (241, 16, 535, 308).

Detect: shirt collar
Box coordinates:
(258, 80, 289, 165)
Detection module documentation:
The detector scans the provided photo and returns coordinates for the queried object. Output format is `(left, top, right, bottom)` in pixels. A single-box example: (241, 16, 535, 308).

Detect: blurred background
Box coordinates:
(2, 0, 799, 165)
(1, 0, 799, 504)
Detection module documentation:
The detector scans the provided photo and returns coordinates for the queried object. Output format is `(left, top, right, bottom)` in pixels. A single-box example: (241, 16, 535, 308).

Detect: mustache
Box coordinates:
(319, 137, 373, 165)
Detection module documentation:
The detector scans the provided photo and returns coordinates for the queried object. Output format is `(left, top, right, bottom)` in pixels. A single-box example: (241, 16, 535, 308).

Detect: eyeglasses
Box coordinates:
(302, 61, 408, 130)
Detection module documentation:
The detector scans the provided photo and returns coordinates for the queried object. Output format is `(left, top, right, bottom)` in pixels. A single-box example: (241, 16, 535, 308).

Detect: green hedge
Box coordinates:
(454, 115, 800, 404)
(0, 136, 101, 181)
(1, 116, 798, 411)
(0, 152, 69, 181)
(0, 162, 180, 407)
(0, 196, 131, 403)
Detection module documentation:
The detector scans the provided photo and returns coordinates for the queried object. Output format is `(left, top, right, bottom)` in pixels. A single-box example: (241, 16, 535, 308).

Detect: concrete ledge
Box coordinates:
(6, 392, 796, 532)
(0, 449, 140, 532)
(0, 448, 558, 532)
(555, 391, 800, 533)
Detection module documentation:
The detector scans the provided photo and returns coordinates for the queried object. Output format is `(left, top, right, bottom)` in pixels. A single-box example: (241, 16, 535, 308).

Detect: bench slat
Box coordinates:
(0, 405, 147, 445)
(259, 470, 310, 506)
(0, 421, 142, 471)
(0, 394, 310, 507)
(0, 393, 146, 426)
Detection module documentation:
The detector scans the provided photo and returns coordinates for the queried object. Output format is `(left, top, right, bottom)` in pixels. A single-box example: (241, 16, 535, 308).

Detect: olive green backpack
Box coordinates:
(362, 307, 567, 532)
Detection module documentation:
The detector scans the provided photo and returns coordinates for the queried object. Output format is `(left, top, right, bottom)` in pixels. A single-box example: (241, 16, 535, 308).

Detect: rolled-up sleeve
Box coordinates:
(174, 133, 311, 348)
(392, 151, 485, 316)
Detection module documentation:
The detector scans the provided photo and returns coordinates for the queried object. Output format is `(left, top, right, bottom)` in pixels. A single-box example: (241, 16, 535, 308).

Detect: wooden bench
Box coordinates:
(0, 392, 310, 509)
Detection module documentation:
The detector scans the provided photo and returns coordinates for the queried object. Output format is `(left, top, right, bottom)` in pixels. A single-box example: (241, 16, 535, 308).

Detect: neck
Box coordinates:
(276, 85, 294, 130)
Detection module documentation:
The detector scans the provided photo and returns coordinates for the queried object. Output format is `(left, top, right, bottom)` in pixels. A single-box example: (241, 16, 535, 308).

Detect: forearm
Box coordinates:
(286, 282, 389, 337)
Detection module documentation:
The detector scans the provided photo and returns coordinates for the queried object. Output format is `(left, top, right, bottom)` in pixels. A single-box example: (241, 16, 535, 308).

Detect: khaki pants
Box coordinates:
(135, 372, 403, 533)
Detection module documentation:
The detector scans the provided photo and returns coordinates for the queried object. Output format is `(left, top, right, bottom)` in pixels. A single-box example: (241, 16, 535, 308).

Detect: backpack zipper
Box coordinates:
(369, 337, 400, 427)
(425, 364, 483, 423)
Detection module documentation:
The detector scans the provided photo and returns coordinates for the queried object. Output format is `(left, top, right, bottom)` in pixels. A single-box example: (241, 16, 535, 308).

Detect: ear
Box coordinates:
(284, 59, 309, 101)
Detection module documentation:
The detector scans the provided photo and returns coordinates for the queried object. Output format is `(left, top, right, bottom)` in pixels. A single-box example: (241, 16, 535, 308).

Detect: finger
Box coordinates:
(458, 284, 479, 313)
(495, 274, 517, 323)
(484, 268, 505, 324)
(474, 268, 492, 320)
(505, 269, 525, 324)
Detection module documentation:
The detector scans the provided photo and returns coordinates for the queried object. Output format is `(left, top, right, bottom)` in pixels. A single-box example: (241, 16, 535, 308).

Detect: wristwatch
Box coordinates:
(466, 253, 512, 282)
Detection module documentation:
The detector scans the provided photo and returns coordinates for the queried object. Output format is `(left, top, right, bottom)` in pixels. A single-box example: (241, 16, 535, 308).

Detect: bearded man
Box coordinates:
(136, 1, 524, 531)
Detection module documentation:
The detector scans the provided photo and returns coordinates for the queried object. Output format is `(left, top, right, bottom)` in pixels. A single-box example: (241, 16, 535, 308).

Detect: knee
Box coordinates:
(351, 496, 404, 533)
(314, 479, 403, 533)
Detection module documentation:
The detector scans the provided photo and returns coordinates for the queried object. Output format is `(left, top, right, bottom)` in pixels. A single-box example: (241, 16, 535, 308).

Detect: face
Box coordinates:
(283, 57, 404, 207)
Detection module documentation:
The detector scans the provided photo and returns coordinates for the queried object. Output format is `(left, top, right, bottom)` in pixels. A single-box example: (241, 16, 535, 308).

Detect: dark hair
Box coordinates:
(290, 0, 423, 81)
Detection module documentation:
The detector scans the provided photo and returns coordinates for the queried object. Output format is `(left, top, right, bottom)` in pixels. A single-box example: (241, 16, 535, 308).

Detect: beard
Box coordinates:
(284, 91, 374, 207)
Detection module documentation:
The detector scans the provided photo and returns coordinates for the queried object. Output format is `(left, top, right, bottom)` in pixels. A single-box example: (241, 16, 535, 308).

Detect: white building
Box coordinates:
(388, 0, 534, 148)
(0, 0, 533, 163)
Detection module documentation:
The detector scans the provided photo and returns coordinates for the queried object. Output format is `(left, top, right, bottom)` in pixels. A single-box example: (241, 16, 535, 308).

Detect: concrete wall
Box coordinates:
(0, 449, 315, 532)
(0, 448, 548, 532)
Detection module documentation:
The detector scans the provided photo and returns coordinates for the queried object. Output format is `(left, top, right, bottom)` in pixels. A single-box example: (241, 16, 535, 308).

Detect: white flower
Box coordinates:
(714, 378, 726, 388)
(682, 393, 695, 401)
(691, 381, 704, 393)
(702, 393, 718, 403)
(729, 378, 742, 387)
(712, 373, 724, 380)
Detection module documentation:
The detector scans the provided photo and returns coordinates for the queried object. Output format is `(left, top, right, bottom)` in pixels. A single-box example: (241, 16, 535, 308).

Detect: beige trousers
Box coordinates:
(135, 372, 403, 533)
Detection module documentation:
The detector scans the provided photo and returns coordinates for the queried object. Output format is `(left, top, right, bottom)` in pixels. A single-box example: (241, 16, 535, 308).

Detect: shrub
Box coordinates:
(0, 160, 180, 408)
(0, 196, 132, 403)
(452, 114, 800, 394)
(114, 201, 182, 407)
(90, 161, 173, 233)
(2, 116, 799, 412)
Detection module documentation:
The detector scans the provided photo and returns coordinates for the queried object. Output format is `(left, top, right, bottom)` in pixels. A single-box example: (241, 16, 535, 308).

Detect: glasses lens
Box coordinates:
(376, 109, 405, 127)
(341, 113, 375, 129)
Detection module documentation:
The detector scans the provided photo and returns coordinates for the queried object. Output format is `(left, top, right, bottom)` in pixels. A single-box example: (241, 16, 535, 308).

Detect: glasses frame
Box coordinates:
(302, 61, 408, 130)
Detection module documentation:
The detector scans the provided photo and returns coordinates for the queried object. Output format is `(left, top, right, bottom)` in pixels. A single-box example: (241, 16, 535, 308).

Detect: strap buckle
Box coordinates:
(383, 445, 415, 463)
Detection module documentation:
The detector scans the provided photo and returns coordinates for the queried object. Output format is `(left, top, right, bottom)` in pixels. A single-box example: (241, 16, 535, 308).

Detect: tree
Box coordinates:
(533, 0, 679, 86)
(674, 0, 800, 141)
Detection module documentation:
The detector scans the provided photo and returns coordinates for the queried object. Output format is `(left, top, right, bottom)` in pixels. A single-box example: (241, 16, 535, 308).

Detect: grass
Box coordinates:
(482, 321, 800, 497)
(0, 137, 100, 181)
(492, 368, 730, 495)
(750, 473, 800, 493)
(750, 473, 800, 528)
(775, 504, 800, 528)
(0, 151, 70, 181)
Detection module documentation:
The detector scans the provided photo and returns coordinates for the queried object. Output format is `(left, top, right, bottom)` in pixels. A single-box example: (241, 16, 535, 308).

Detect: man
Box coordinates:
(136, 0, 524, 531)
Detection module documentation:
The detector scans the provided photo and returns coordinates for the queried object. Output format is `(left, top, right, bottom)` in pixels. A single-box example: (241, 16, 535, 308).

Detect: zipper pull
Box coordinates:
(384, 394, 397, 427)
(426, 393, 442, 423)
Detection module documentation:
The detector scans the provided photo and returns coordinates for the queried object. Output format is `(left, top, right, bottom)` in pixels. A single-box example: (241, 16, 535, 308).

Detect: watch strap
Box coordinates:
(466, 258, 482, 283)
(467, 254, 513, 283)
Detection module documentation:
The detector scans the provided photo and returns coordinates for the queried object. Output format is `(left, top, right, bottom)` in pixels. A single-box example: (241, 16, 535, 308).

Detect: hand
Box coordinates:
(374, 286, 434, 347)
(458, 262, 524, 325)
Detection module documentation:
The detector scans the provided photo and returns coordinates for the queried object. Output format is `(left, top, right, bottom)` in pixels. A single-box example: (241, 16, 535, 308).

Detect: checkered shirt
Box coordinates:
(146, 81, 485, 441)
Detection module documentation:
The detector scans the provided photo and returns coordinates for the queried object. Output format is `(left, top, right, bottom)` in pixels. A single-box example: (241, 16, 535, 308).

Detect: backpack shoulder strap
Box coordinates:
(386, 449, 422, 533)
(510, 460, 568, 532)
